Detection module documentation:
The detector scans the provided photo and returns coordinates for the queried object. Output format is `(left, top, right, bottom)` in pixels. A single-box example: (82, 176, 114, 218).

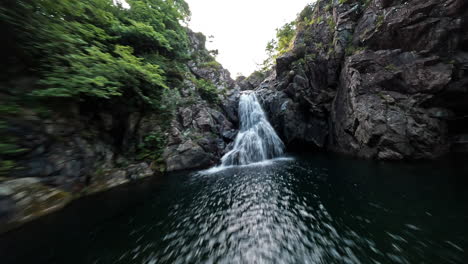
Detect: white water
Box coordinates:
(220, 92, 285, 166)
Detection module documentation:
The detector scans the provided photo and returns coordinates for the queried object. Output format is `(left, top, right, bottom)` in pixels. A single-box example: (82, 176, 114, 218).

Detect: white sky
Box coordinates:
(185, 0, 312, 77)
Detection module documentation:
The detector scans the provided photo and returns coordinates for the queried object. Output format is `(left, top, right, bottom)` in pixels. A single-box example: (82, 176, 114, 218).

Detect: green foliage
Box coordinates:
(34, 45, 168, 108)
(0, 102, 20, 116)
(298, 3, 316, 22)
(327, 17, 336, 31)
(261, 39, 278, 71)
(276, 22, 296, 55)
(194, 78, 220, 105)
(305, 54, 317, 62)
(385, 64, 398, 71)
(376, 14, 385, 28)
(345, 44, 366, 56)
(0, 0, 191, 109)
(200, 60, 222, 70)
(302, 15, 323, 27)
(261, 22, 297, 71)
(137, 131, 166, 161)
(363, 0, 373, 8)
(339, 0, 349, 4)
(0, 160, 15, 177)
(0, 121, 27, 176)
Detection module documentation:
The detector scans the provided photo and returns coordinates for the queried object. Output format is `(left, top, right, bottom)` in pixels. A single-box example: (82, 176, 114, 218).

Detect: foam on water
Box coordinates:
(199, 157, 294, 175)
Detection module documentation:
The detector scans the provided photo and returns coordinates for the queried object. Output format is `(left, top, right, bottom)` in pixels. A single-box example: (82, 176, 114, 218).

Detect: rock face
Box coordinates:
(332, 50, 452, 159)
(253, 0, 468, 160)
(162, 101, 235, 172)
(161, 30, 238, 172)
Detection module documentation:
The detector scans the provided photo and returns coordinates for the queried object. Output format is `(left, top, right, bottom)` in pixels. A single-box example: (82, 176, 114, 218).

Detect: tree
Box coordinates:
(0, 0, 191, 109)
(261, 22, 297, 71)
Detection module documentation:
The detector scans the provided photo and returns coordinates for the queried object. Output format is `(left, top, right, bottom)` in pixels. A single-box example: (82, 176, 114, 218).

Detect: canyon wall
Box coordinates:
(256, 0, 468, 159)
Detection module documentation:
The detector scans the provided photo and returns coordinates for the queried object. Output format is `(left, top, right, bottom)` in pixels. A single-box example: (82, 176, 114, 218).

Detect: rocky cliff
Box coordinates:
(255, 0, 468, 159)
(0, 30, 238, 232)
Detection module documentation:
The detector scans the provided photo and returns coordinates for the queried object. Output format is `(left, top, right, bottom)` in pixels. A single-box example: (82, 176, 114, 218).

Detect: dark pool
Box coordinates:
(2, 154, 468, 263)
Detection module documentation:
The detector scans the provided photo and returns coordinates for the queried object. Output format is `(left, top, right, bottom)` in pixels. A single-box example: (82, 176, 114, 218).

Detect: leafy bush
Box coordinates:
(137, 131, 166, 161)
(200, 60, 222, 70)
(262, 22, 297, 70)
(194, 78, 220, 104)
(0, 121, 27, 176)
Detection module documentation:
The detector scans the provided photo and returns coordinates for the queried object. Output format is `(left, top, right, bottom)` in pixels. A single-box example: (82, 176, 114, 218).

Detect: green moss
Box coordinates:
(199, 60, 222, 69)
(345, 45, 366, 56)
(0, 121, 28, 176)
(305, 54, 317, 62)
(0, 102, 20, 116)
(385, 64, 398, 71)
(327, 17, 336, 31)
(137, 131, 167, 162)
(376, 14, 385, 28)
(363, 0, 372, 8)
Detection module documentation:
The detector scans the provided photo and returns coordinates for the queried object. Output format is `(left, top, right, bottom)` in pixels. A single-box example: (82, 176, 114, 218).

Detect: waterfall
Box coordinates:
(221, 92, 285, 166)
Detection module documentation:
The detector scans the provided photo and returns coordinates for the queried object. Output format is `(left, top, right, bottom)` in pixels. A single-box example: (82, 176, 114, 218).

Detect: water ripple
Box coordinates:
(61, 155, 468, 264)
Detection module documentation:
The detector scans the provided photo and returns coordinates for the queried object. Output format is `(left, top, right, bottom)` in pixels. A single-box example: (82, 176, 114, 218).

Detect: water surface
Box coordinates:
(3, 154, 468, 263)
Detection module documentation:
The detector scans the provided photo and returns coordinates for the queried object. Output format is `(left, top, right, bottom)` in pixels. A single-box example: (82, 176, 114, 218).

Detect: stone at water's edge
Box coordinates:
(0, 178, 72, 233)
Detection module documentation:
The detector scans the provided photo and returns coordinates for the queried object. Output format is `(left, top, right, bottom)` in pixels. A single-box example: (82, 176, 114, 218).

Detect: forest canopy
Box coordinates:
(0, 0, 192, 109)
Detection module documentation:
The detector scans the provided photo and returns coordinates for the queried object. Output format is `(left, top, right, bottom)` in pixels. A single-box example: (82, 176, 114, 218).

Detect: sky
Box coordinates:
(185, 0, 312, 77)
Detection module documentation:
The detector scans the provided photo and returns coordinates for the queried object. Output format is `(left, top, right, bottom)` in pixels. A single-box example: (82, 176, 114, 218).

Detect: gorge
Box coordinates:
(0, 0, 468, 263)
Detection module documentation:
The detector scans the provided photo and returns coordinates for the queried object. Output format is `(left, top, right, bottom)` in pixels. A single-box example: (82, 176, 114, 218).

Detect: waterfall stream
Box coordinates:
(221, 92, 285, 166)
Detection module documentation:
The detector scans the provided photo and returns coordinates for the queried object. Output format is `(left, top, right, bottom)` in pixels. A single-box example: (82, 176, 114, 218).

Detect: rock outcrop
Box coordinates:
(161, 30, 238, 172)
(253, 0, 468, 160)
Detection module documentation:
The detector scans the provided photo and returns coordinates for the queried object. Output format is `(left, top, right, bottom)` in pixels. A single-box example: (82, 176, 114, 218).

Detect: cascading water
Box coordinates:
(221, 91, 285, 166)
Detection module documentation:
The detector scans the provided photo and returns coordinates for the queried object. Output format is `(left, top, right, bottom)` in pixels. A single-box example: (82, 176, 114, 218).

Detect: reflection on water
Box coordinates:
(4, 154, 468, 263)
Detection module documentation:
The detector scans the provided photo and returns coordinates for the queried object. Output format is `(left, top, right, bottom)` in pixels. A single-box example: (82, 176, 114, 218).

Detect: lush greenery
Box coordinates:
(194, 78, 221, 105)
(261, 2, 319, 71)
(262, 22, 297, 71)
(0, 0, 226, 174)
(0, 0, 192, 108)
